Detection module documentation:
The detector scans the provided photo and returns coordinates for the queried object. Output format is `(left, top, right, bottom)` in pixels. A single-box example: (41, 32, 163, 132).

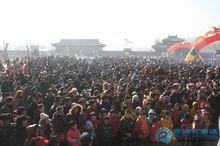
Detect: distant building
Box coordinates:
(152, 35, 184, 55)
(52, 39, 106, 57)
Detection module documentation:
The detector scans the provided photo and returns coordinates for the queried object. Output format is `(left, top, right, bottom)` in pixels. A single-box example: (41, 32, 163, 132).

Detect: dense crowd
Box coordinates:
(0, 56, 219, 146)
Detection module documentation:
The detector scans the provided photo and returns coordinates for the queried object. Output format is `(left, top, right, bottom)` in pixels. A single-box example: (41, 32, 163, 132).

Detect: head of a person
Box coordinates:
(132, 95, 139, 102)
(69, 120, 77, 129)
(109, 109, 116, 117)
(161, 110, 170, 119)
(125, 109, 132, 119)
(90, 112, 96, 121)
(89, 100, 97, 109)
(148, 109, 156, 118)
(56, 106, 64, 115)
(65, 97, 72, 106)
(173, 103, 180, 111)
(212, 87, 220, 96)
(100, 108, 108, 117)
(5, 96, 14, 106)
(48, 88, 53, 95)
(16, 90, 23, 97)
(70, 104, 82, 115)
(84, 120, 93, 131)
(15, 115, 29, 128)
(16, 107, 27, 116)
(182, 104, 190, 113)
(0, 114, 10, 128)
(39, 113, 50, 124)
(192, 102, 199, 110)
(135, 106, 142, 115)
(124, 95, 131, 102)
(55, 95, 63, 106)
(37, 103, 45, 113)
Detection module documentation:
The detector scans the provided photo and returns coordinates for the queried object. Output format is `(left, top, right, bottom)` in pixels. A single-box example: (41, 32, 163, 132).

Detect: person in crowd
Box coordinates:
(66, 121, 81, 146)
(15, 90, 25, 109)
(190, 102, 199, 117)
(44, 88, 55, 114)
(49, 95, 63, 118)
(160, 110, 173, 129)
(66, 104, 84, 131)
(34, 104, 45, 124)
(52, 106, 68, 146)
(80, 120, 95, 146)
(98, 116, 113, 146)
(0, 96, 15, 115)
(207, 87, 220, 129)
(171, 103, 181, 128)
(0, 113, 14, 146)
(119, 109, 135, 146)
(9, 115, 29, 146)
(108, 109, 119, 145)
(147, 108, 156, 127)
(135, 106, 149, 146)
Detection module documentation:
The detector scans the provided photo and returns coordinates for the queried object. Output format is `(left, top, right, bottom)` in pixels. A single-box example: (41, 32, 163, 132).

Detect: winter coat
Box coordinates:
(108, 116, 119, 137)
(9, 126, 27, 146)
(66, 113, 84, 131)
(44, 94, 55, 113)
(119, 116, 135, 139)
(67, 127, 81, 146)
(135, 115, 149, 138)
(53, 114, 68, 138)
(0, 123, 15, 146)
(99, 122, 112, 143)
(0, 104, 14, 115)
(171, 109, 180, 126)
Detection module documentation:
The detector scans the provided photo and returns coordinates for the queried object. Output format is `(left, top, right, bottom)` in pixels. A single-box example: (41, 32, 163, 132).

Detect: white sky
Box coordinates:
(0, 0, 219, 50)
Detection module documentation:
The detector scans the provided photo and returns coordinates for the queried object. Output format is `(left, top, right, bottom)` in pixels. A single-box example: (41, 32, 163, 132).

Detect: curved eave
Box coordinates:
(52, 44, 106, 48)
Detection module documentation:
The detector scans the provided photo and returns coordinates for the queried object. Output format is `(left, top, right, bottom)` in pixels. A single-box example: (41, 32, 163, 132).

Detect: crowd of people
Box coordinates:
(0, 56, 219, 146)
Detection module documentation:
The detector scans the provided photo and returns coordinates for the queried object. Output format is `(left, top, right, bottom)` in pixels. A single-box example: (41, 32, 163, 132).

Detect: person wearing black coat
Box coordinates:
(207, 88, 220, 130)
(52, 106, 68, 146)
(119, 109, 135, 146)
(0, 114, 14, 146)
(9, 115, 29, 146)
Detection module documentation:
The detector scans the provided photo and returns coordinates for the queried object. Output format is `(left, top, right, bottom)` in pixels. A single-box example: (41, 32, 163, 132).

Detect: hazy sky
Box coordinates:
(0, 0, 219, 50)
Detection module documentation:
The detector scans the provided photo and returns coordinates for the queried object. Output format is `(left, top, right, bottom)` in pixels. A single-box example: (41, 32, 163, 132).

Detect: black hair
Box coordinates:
(16, 115, 29, 126)
(69, 120, 76, 127)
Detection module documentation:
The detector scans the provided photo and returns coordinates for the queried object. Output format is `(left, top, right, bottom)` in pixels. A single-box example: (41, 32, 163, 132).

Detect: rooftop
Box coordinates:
(162, 35, 184, 42)
(52, 39, 106, 47)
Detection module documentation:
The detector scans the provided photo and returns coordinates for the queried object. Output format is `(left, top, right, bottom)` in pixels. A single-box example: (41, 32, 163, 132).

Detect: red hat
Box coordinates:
(35, 136, 49, 146)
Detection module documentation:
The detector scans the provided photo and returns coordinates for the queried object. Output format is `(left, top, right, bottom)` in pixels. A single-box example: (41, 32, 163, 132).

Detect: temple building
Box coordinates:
(152, 35, 184, 55)
(52, 39, 106, 57)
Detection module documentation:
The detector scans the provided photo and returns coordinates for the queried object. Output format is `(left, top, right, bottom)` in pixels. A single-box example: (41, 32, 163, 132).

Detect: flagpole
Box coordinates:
(195, 47, 205, 64)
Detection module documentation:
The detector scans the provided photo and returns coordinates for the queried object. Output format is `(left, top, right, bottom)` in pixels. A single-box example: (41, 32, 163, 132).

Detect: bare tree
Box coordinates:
(26, 44, 30, 57)
(0, 42, 9, 62)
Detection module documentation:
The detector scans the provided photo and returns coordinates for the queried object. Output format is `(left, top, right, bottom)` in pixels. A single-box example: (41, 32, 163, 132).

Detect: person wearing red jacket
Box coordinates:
(66, 121, 81, 146)
(150, 118, 163, 142)
(171, 103, 181, 128)
(135, 106, 149, 146)
(108, 109, 119, 145)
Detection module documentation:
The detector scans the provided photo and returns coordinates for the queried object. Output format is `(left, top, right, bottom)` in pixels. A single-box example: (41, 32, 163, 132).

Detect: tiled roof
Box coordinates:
(52, 39, 105, 47)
